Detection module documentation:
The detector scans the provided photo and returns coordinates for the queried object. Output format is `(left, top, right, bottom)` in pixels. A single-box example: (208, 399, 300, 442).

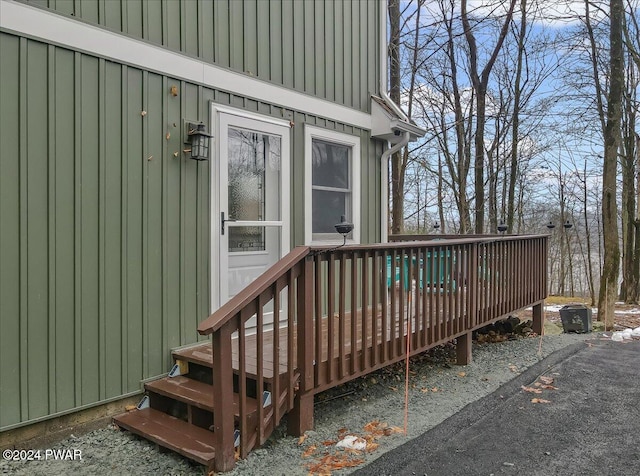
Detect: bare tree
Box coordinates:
(598, 0, 623, 329)
(461, 0, 517, 233)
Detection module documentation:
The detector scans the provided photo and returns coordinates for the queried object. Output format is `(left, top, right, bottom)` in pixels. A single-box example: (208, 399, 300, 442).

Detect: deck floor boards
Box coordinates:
(181, 292, 470, 381)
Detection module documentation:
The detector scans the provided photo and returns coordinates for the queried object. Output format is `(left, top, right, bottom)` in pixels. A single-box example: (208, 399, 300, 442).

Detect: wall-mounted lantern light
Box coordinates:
(185, 122, 212, 161)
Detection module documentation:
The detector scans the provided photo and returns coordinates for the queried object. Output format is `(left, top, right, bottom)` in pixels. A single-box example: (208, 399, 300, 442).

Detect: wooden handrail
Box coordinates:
(197, 246, 311, 335)
(387, 234, 546, 245)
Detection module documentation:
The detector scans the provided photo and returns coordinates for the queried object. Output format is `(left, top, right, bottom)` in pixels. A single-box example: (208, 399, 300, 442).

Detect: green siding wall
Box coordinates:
(0, 32, 382, 429)
(22, 0, 380, 113)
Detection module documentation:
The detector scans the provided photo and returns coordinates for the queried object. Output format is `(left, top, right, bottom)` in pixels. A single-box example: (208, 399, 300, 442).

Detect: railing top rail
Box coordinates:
(313, 234, 547, 253)
(197, 246, 311, 336)
(390, 233, 502, 240)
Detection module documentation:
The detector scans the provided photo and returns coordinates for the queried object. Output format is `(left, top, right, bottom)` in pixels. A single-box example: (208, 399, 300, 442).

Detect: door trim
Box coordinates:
(209, 103, 291, 313)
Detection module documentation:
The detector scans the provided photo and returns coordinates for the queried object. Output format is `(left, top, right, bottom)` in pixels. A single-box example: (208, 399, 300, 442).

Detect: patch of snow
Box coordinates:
(614, 308, 640, 315)
(336, 435, 367, 450)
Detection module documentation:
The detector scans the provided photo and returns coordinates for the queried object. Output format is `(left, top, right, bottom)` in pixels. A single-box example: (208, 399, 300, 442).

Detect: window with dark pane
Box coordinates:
(311, 139, 352, 239)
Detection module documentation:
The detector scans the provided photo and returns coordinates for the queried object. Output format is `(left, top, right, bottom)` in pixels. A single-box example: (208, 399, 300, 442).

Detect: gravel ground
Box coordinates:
(0, 330, 594, 476)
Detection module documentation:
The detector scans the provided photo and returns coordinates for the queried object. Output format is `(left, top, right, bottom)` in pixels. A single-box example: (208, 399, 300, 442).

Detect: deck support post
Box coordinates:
(456, 331, 472, 365)
(289, 255, 315, 436)
(212, 324, 235, 473)
(532, 301, 544, 336)
(289, 392, 314, 436)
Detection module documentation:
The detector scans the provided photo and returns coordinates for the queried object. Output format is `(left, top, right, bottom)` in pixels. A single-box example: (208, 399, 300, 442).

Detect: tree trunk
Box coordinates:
(597, 0, 623, 330)
(507, 0, 527, 233)
(388, 0, 403, 234)
(620, 63, 638, 303)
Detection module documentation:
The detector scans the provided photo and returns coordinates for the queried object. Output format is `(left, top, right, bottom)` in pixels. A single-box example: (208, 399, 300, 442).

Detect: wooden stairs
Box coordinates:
(113, 341, 295, 471)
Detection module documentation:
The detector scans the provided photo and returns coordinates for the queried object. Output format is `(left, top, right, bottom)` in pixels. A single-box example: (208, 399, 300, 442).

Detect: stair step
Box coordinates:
(172, 343, 292, 380)
(113, 408, 215, 467)
(145, 376, 258, 415)
(172, 344, 213, 368)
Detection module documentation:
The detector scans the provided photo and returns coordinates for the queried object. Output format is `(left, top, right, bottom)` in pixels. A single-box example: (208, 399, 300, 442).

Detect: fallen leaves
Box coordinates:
(522, 376, 557, 404)
(306, 453, 364, 474)
(521, 385, 543, 394)
(304, 420, 403, 475)
(539, 376, 554, 385)
(457, 371, 467, 378)
(302, 445, 317, 458)
(531, 398, 551, 404)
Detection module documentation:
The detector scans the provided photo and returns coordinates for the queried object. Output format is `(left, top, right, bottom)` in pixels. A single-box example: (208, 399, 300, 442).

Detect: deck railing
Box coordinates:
(197, 235, 548, 471)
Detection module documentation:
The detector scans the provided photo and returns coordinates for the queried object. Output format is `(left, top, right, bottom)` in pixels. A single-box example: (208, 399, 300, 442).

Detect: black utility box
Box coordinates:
(559, 304, 592, 333)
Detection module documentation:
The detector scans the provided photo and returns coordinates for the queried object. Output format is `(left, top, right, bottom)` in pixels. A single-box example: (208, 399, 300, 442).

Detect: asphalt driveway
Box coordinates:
(354, 338, 640, 476)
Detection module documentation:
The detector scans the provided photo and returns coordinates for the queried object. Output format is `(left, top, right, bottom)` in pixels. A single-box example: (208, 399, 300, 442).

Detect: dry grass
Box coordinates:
(545, 295, 592, 305)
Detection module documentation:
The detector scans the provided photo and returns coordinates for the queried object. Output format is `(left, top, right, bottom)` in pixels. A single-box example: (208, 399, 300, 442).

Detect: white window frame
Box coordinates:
(304, 125, 360, 245)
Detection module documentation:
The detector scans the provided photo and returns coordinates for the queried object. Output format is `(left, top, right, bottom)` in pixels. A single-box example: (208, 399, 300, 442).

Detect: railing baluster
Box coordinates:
(350, 250, 358, 374)
(256, 295, 265, 445)
(238, 315, 248, 457)
(381, 251, 389, 365)
(420, 246, 428, 348)
(339, 252, 347, 379)
(361, 251, 369, 371)
(427, 247, 435, 345)
(411, 247, 419, 351)
(327, 255, 335, 383)
(451, 245, 458, 335)
(287, 269, 295, 410)
(389, 249, 397, 359)
(470, 242, 478, 329)
(272, 281, 281, 426)
(314, 254, 322, 387)
(371, 250, 379, 366)
(398, 248, 405, 359)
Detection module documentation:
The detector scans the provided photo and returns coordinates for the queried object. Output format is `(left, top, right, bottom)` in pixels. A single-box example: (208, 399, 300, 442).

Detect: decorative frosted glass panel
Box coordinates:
(229, 226, 265, 252)
(228, 128, 281, 222)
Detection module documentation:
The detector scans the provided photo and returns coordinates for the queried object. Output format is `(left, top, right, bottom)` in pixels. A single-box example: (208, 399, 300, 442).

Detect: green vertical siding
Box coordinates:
(0, 35, 213, 428)
(23, 0, 380, 112)
(52, 47, 76, 411)
(0, 34, 21, 426)
(0, 28, 381, 428)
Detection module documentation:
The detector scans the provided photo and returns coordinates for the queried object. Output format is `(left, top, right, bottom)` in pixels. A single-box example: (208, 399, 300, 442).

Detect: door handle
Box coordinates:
(221, 212, 236, 235)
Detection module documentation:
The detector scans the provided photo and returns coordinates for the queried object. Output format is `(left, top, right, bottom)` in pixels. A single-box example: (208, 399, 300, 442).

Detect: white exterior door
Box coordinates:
(211, 107, 290, 317)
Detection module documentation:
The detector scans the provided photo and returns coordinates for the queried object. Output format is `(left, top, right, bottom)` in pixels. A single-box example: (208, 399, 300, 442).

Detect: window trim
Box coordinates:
(304, 125, 360, 245)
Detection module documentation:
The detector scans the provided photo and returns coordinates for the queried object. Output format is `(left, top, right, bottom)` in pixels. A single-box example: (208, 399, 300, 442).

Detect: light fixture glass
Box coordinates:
(187, 122, 212, 161)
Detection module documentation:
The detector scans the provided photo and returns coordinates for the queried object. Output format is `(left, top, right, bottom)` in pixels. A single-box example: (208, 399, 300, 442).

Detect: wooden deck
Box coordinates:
(115, 236, 548, 472)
